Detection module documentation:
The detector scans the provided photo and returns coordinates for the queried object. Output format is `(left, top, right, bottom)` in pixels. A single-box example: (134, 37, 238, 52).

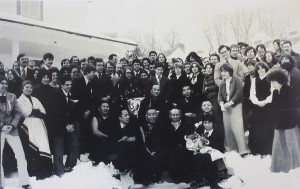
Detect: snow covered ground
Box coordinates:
(4, 152, 300, 189)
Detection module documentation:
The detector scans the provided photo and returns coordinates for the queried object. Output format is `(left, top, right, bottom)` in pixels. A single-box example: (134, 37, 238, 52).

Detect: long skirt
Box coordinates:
(271, 126, 300, 173)
(19, 117, 53, 179)
(249, 105, 274, 155)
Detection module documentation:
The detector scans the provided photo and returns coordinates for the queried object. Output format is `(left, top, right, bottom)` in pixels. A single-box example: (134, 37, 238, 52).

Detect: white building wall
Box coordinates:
(0, 1, 17, 15)
(43, 1, 88, 31)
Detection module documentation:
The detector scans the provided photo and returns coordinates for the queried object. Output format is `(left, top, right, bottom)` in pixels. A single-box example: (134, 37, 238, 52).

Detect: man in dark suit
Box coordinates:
(106, 61, 119, 87)
(165, 108, 194, 183)
(48, 75, 80, 177)
(110, 108, 141, 173)
(132, 59, 144, 78)
(133, 109, 169, 185)
(190, 114, 230, 188)
(71, 64, 98, 154)
(138, 84, 170, 125)
(196, 114, 224, 153)
(16, 54, 35, 82)
(94, 58, 113, 102)
(147, 62, 170, 100)
(149, 51, 157, 64)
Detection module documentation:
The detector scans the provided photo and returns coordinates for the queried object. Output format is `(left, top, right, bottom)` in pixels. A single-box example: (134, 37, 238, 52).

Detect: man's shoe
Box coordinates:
(241, 153, 250, 158)
(217, 170, 232, 181)
(112, 173, 121, 180)
(22, 184, 32, 189)
(64, 167, 73, 173)
(92, 161, 99, 166)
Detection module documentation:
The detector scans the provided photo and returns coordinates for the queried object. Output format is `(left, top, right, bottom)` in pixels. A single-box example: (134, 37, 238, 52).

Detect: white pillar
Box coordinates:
(12, 39, 20, 63)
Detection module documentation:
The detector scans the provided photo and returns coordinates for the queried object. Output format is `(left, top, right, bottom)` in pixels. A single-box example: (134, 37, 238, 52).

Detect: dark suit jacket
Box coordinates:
(48, 88, 79, 136)
(164, 120, 188, 149)
(16, 67, 35, 82)
(147, 75, 170, 100)
(169, 74, 190, 102)
(176, 96, 199, 116)
(138, 95, 170, 125)
(196, 127, 225, 153)
(109, 119, 141, 146)
(0, 92, 21, 136)
(218, 75, 244, 106)
(141, 119, 169, 153)
(71, 77, 97, 116)
(95, 73, 113, 98)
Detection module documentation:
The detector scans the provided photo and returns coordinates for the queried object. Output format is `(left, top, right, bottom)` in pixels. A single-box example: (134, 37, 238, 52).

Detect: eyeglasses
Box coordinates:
(0, 82, 8, 85)
(72, 71, 78, 74)
(126, 72, 132, 74)
(220, 50, 228, 54)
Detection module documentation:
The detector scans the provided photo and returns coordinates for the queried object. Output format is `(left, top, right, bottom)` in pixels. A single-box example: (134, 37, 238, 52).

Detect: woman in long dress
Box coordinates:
(266, 69, 300, 173)
(88, 101, 114, 165)
(249, 62, 273, 155)
(18, 80, 53, 179)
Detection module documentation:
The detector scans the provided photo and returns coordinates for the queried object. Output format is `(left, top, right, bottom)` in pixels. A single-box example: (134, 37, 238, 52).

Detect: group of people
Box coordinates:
(0, 38, 300, 189)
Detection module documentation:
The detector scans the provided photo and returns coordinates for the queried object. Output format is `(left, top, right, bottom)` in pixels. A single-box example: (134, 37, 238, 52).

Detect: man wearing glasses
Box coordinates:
(214, 45, 245, 87)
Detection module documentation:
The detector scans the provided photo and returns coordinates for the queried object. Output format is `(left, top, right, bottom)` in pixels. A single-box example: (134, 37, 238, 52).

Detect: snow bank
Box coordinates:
(4, 152, 300, 189)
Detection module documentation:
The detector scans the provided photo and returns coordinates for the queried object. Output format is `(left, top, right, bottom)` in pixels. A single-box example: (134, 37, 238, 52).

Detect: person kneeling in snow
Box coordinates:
(109, 108, 142, 174)
(185, 114, 231, 188)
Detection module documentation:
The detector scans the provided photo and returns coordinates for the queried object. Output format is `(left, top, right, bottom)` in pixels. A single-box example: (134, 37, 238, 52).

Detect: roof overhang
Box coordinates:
(0, 14, 137, 66)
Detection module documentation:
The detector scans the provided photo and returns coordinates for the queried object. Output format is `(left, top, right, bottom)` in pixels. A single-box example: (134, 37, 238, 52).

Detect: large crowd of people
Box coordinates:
(0, 39, 300, 189)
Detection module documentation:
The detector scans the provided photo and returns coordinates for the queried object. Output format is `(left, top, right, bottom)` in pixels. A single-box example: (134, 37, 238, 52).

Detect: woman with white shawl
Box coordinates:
(18, 80, 53, 180)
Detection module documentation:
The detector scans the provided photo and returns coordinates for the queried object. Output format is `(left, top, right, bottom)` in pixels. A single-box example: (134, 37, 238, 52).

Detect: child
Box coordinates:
(185, 114, 230, 188)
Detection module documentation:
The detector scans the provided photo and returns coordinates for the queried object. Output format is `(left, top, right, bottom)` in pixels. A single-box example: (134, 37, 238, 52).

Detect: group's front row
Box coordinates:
(0, 75, 233, 189)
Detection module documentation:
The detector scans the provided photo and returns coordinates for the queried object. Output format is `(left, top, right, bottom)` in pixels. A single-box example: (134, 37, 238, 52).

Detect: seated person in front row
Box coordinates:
(109, 108, 142, 173)
(185, 114, 231, 188)
(133, 109, 169, 185)
(88, 101, 114, 166)
(164, 108, 195, 183)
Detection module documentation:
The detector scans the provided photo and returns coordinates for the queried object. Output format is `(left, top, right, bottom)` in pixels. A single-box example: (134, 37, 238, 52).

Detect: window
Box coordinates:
(17, 1, 43, 21)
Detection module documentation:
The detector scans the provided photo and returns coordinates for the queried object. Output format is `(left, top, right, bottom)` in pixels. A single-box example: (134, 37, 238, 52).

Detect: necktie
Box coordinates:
(87, 82, 93, 95)
(157, 76, 161, 85)
(204, 131, 209, 138)
(191, 77, 196, 85)
(21, 69, 26, 80)
(67, 93, 71, 104)
(0, 96, 6, 103)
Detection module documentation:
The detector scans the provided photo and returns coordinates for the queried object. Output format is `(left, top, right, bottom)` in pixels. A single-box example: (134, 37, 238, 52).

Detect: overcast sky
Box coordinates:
(85, 0, 300, 33)
(80, 0, 300, 52)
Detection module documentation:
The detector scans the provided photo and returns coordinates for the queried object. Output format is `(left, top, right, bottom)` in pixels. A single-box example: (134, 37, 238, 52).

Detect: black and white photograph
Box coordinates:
(0, 0, 300, 188)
